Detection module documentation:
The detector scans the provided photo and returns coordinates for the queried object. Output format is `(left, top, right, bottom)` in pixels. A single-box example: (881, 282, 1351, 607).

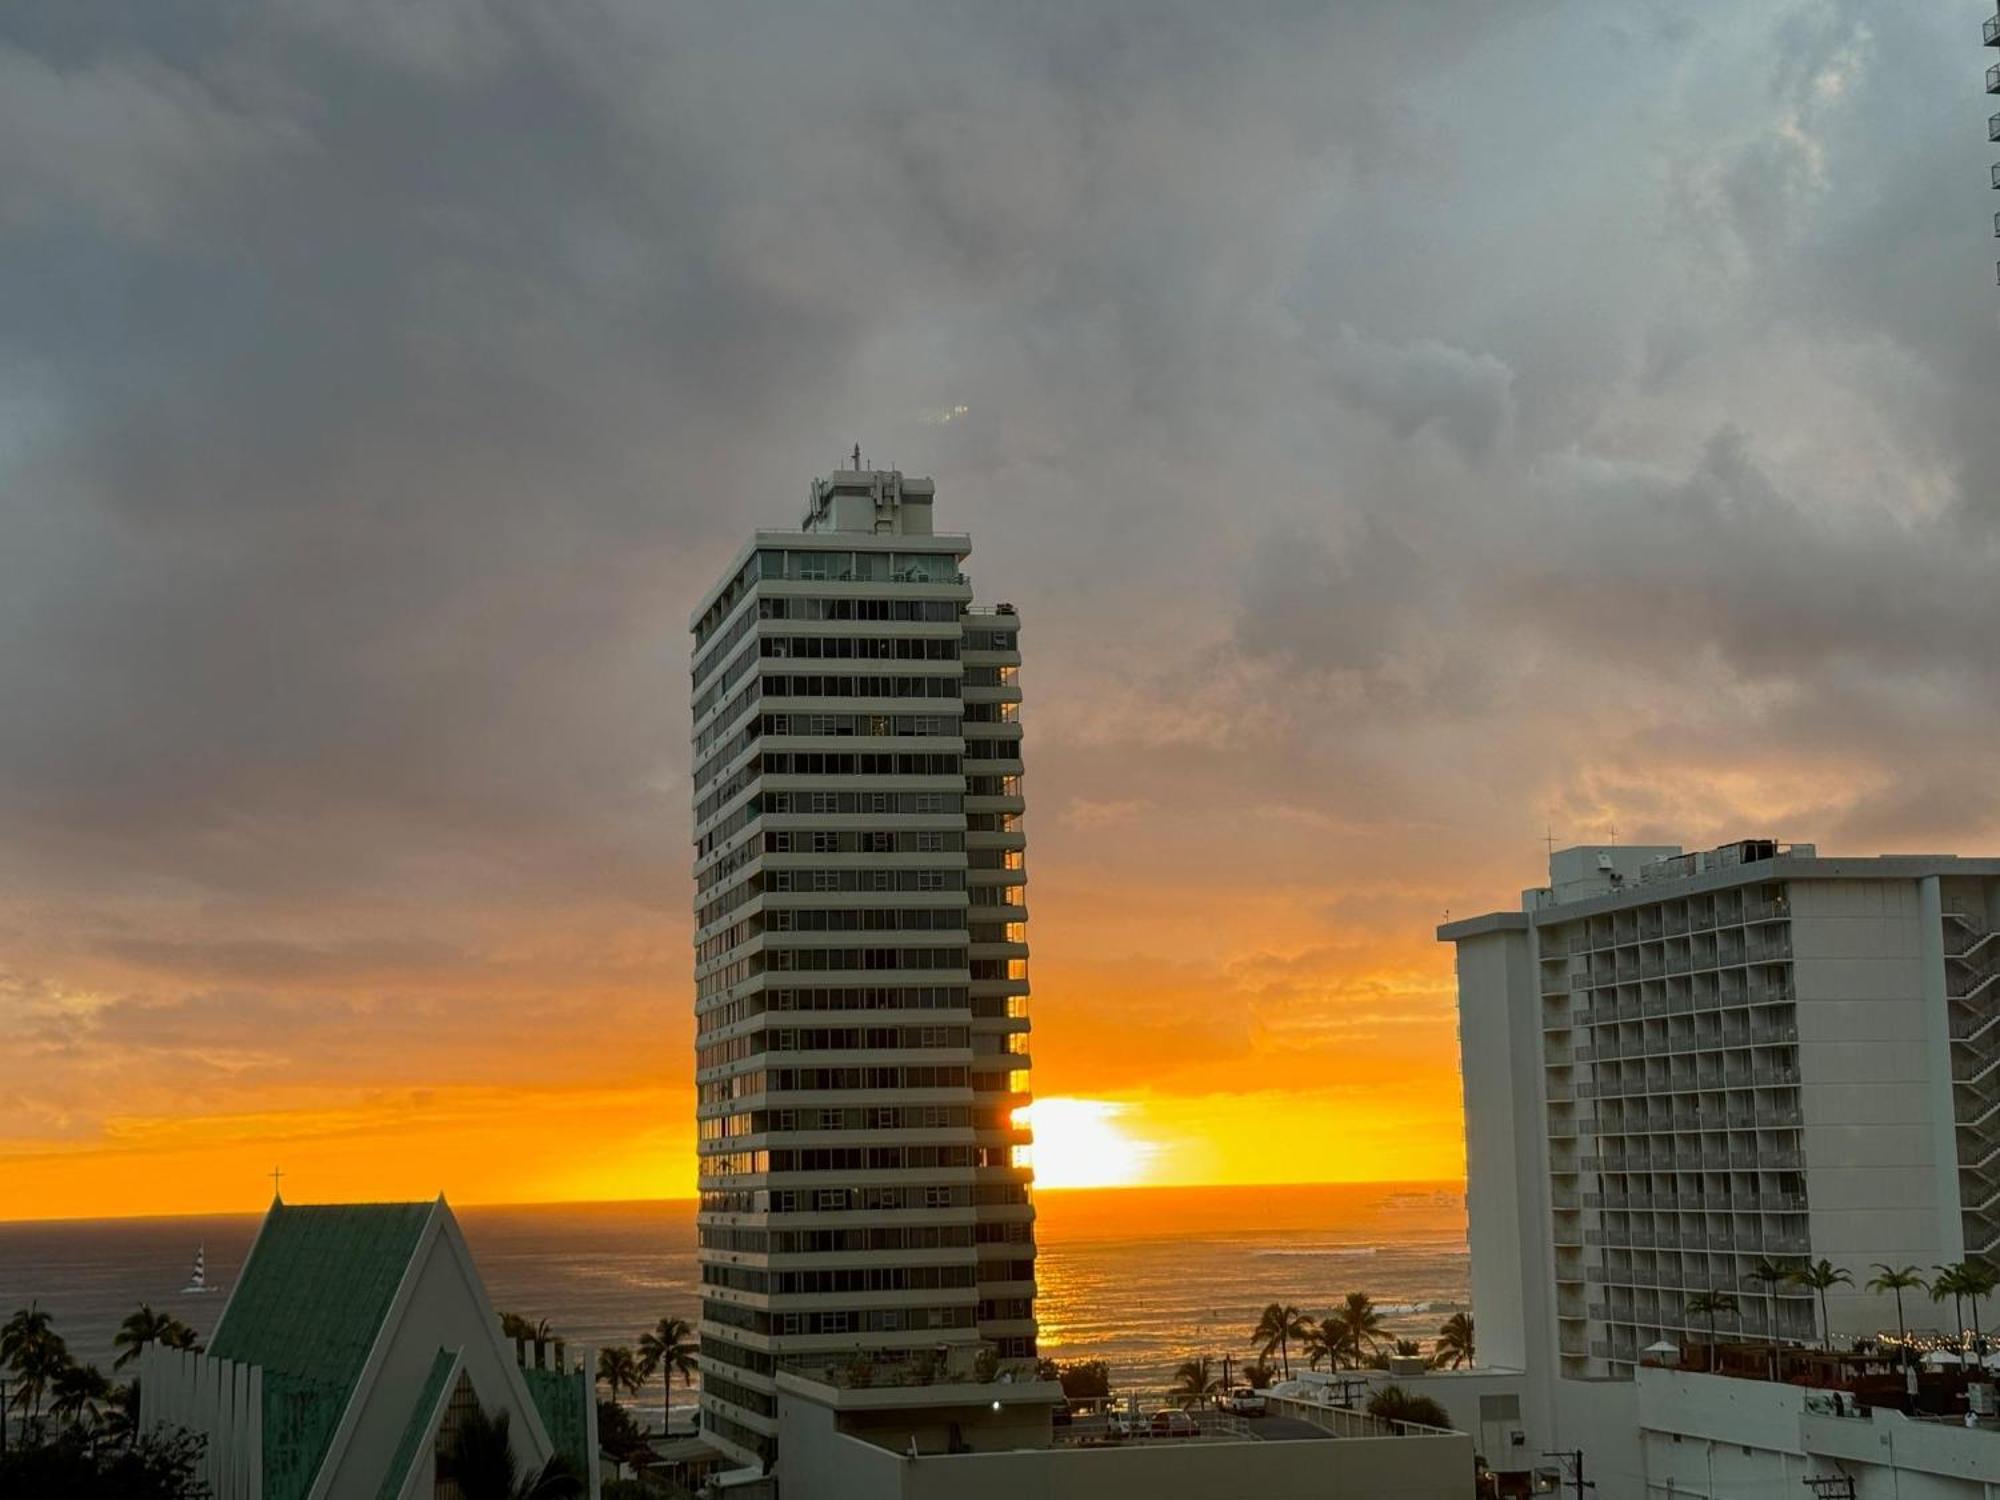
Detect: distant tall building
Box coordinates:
(1986, 6, 1999, 284)
(688, 467, 1037, 1467)
(1441, 841, 2000, 1452)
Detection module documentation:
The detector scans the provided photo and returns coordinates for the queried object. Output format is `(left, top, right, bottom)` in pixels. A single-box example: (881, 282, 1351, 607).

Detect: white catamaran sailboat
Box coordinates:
(181, 1243, 220, 1295)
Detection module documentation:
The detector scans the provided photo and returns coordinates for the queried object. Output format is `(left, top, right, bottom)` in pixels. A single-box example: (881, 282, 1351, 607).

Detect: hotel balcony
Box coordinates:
(1989, 62, 2000, 93)
(1987, 13, 2000, 46)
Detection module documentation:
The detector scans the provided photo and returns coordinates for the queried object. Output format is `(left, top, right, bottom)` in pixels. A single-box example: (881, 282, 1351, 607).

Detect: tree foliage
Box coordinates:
(438, 1404, 583, 1500)
(2, 1301, 69, 1426)
(597, 1399, 654, 1470)
(596, 1345, 642, 1407)
(0, 1425, 212, 1499)
(1251, 1303, 1310, 1378)
(114, 1306, 200, 1371)
(1171, 1356, 1219, 1406)
(1366, 1384, 1452, 1432)
(1432, 1312, 1474, 1369)
(1043, 1359, 1110, 1399)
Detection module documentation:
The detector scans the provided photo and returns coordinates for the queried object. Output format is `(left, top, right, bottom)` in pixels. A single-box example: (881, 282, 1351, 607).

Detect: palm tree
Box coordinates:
(160, 1320, 200, 1352)
(1327, 1291, 1389, 1369)
(1746, 1257, 1795, 1376)
(1172, 1356, 1219, 1408)
(1683, 1292, 1737, 1364)
(113, 1304, 199, 1370)
(1252, 1303, 1309, 1379)
(636, 1316, 699, 1430)
(1433, 1313, 1474, 1370)
(438, 1403, 584, 1500)
(2, 1302, 71, 1430)
(101, 1379, 143, 1448)
(1241, 1359, 1277, 1390)
(500, 1313, 554, 1345)
(596, 1345, 641, 1410)
(1932, 1266, 1970, 1352)
(1867, 1265, 1927, 1372)
(48, 1362, 112, 1428)
(1366, 1384, 1452, 1431)
(1789, 1259, 1853, 1350)
(1959, 1261, 1999, 1358)
(1300, 1319, 1342, 1371)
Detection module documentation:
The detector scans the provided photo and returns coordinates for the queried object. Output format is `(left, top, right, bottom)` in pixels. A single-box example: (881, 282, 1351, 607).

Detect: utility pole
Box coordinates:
(1542, 1448, 1595, 1500)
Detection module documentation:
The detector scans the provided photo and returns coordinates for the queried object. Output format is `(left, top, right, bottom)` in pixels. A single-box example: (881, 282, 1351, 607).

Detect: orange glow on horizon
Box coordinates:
(0, 901, 1476, 1222)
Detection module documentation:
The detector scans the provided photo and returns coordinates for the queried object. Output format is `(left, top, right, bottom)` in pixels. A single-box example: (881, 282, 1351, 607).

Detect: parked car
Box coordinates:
(1149, 1408, 1199, 1438)
(1224, 1387, 1267, 1417)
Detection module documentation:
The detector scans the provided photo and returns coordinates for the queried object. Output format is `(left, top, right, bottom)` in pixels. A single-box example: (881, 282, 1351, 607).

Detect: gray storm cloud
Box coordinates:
(2, 0, 1997, 1152)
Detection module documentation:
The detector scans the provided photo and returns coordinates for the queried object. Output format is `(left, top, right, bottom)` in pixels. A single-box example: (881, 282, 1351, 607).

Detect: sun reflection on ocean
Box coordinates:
(1029, 1182, 1469, 1387)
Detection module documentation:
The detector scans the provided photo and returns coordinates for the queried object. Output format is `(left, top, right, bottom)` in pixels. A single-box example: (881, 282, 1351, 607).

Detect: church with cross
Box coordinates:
(141, 1191, 599, 1500)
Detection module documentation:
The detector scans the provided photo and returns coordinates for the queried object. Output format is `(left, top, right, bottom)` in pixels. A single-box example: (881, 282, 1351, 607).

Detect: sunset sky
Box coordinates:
(5, 3, 2000, 1222)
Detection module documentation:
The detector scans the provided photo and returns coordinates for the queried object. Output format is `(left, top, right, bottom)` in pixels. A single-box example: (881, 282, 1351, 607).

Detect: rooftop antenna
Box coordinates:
(852, 442, 863, 470)
(1544, 826, 1557, 861)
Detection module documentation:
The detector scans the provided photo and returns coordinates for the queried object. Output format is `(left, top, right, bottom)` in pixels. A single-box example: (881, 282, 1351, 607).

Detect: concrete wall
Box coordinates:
(1793, 878, 1956, 1337)
(1456, 925, 1541, 1377)
(1546, 1377, 1642, 1499)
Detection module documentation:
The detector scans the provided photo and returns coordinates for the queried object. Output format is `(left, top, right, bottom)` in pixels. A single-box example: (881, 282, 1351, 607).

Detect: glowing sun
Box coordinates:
(1016, 1097, 1159, 1189)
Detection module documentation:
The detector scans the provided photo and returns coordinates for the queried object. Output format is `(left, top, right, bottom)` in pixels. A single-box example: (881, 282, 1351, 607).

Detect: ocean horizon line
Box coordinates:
(0, 1175, 1466, 1231)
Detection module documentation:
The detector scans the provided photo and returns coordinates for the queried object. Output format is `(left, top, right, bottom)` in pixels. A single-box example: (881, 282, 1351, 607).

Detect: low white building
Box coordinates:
(1637, 1364, 2000, 1498)
(1269, 1364, 1543, 1490)
(750, 1366, 1473, 1500)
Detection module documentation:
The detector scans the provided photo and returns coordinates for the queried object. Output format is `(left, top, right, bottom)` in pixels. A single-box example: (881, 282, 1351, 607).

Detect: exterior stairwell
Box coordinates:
(1949, 915, 2000, 1257)
(1947, 910, 2000, 963)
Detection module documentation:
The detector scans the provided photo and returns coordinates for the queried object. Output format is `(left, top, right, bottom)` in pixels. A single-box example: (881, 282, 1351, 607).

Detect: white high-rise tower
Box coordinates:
(688, 467, 1037, 1467)
(1441, 839, 2000, 1490)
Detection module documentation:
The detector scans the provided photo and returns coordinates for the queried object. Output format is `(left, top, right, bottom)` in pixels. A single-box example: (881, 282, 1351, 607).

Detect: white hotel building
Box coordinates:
(688, 468, 1037, 1467)
(1439, 840, 2000, 1496)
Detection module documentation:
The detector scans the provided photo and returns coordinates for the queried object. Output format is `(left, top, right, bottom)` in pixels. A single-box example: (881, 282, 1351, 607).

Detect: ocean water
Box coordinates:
(0, 1182, 1468, 1412)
